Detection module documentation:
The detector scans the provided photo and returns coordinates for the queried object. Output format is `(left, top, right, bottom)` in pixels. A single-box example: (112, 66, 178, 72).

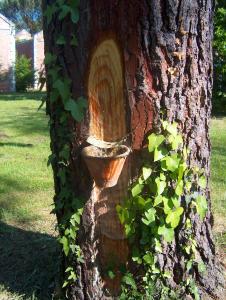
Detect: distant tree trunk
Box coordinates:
(42, 1, 224, 299)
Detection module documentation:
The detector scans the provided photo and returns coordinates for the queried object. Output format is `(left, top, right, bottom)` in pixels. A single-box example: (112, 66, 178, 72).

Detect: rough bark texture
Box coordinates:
(43, 0, 225, 299)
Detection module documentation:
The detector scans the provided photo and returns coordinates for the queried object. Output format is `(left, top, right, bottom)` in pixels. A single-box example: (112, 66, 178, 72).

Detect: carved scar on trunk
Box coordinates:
(86, 39, 130, 293)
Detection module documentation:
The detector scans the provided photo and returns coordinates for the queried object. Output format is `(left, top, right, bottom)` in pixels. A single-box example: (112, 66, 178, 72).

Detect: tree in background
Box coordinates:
(15, 55, 34, 91)
(213, 0, 226, 114)
(0, 0, 42, 34)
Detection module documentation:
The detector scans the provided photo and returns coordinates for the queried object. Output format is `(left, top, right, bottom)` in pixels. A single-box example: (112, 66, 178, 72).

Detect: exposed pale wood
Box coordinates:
(88, 39, 129, 292)
(88, 39, 126, 142)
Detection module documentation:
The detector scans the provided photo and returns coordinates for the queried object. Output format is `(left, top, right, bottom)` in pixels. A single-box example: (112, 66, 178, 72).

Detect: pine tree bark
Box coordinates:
(43, 0, 225, 299)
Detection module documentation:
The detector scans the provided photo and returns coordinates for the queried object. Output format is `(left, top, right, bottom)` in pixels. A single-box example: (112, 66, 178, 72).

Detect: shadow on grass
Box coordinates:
(0, 142, 34, 148)
(0, 222, 60, 300)
(0, 109, 49, 138)
(0, 92, 46, 101)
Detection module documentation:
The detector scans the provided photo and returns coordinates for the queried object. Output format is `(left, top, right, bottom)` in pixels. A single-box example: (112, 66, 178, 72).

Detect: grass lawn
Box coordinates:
(210, 117, 226, 253)
(0, 93, 59, 300)
(0, 93, 225, 299)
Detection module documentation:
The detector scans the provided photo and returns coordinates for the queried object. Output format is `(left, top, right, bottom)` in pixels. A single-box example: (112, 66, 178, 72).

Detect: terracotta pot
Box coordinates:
(81, 145, 130, 188)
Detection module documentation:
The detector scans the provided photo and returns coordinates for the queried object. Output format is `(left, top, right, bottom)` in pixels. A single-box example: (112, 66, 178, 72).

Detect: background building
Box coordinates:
(0, 13, 15, 92)
(16, 30, 45, 90)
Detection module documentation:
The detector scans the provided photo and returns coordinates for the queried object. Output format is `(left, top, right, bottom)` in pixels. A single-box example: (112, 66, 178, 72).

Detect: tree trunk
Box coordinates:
(42, 1, 224, 299)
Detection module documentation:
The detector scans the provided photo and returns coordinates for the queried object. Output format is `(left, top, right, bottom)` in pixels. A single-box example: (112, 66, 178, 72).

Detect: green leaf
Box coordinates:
(44, 4, 58, 24)
(197, 261, 206, 273)
(122, 273, 137, 290)
(148, 133, 165, 152)
(165, 207, 184, 228)
(166, 122, 178, 136)
(143, 252, 154, 265)
(163, 197, 173, 214)
(59, 236, 69, 256)
(71, 8, 79, 23)
(62, 281, 69, 288)
(56, 35, 66, 45)
(116, 205, 128, 224)
(142, 166, 152, 180)
(142, 208, 156, 225)
(108, 270, 116, 279)
(155, 238, 162, 252)
(198, 175, 207, 189)
(175, 180, 184, 196)
(58, 5, 71, 20)
(64, 98, 87, 122)
(196, 195, 207, 220)
(131, 183, 143, 197)
(53, 78, 71, 103)
(178, 162, 187, 181)
(154, 146, 168, 161)
(58, 168, 66, 185)
(161, 155, 180, 172)
(44, 52, 57, 65)
(153, 195, 163, 207)
(155, 177, 166, 195)
(158, 225, 174, 242)
(132, 247, 142, 264)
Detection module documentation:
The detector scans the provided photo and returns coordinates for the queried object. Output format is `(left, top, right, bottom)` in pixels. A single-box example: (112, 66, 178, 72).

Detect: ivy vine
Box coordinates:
(116, 120, 207, 300)
(44, 0, 86, 289)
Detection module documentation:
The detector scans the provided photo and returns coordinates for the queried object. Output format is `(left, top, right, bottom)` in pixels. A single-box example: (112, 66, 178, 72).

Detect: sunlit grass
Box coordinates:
(0, 94, 59, 300)
(210, 117, 226, 252)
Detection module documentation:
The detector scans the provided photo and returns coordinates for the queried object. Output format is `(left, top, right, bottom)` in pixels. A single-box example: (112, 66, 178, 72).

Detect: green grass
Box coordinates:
(0, 93, 60, 300)
(210, 117, 226, 252)
(0, 93, 225, 299)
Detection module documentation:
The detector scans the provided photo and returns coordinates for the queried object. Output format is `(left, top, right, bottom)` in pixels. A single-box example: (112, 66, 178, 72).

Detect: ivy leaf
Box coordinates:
(155, 177, 166, 195)
(44, 4, 58, 24)
(44, 52, 57, 65)
(53, 78, 71, 103)
(47, 153, 56, 167)
(57, 35, 66, 45)
(175, 180, 184, 196)
(58, 168, 66, 185)
(58, 5, 71, 20)
(116, 205, 128, 224)
(64, 98, 87, 122)
(154, 146, 168, 161)
(163, 197, 173, 214)
(166, 122, 178, 136)
(142, 166, 152, 180)
(148, 133, 165, 153)
(142, 208, 156, 226)
(71, 8, 79, 23)
(198, 175, 207, 189)
(153, 195, 163, 207)
(178, 162, 187, 182)
(196, 195, 207, 220)
(155, 239, 162, 252)
(131, 183, 143, 197)
(132, 247, 142, 264)
(59, 236, 69, 256)
(143, 252, 154, 265)
(108, 270, 116, 279)
(161, 155, 180, 172)
(171, 196, 180, 208)
(166, 207, 184, 228)
(158, 225, 174, 242)
(172, 134, 183, 150)
(122, 273, 137, 290)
